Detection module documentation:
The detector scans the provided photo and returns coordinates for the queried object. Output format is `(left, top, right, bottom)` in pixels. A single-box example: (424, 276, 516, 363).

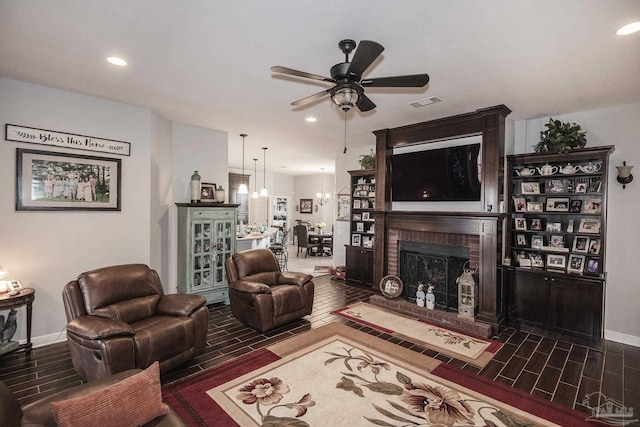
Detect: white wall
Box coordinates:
(514, 103, 640, 345)
(0, 78, 152, 345)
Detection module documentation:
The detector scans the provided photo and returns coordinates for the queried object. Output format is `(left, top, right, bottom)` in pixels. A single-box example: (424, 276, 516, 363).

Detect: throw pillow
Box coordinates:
(50, 362, 167, 427)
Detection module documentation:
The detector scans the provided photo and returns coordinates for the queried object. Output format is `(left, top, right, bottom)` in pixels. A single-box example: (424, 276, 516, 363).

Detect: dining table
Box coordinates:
(308, 231, 333, 256)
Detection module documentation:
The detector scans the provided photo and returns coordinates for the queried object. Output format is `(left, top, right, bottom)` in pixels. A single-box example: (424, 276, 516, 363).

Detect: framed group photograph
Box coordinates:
(530, 218, 543, 231)
(546, 222, 562, 232)
(527, 201, 544, 212)
(16, 148, 121, 211)
(521, 182, 541, 195)
(572, 236, 589, 253)
(531, 235, 544, 249)
(582, 198, 602, 214)
(200, 183, 217, 202)
(568, 254, 586, 274)
(513, 197, 526, 212)
(299, 198, 313, 214)
(546, 254, 567, 270)
(545, 197, 570, 212)
(578, 218, 601, 234)
(514, 218, 527, 230)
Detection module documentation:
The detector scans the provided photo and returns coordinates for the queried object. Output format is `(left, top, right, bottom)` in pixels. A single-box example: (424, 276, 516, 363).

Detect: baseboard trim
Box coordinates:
(23, 330, 68, 348)
(604, 329, 640, 346)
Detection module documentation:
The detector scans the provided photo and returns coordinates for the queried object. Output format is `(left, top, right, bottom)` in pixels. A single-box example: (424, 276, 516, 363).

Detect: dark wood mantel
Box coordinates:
(371, 105, 511, 329)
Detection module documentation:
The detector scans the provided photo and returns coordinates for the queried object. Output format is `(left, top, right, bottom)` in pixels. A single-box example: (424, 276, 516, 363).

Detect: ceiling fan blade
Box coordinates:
(271, 66, 334, 83)
(356, 93, 376, 112)
(291, 89, 331, 107)
(347, 40, 384, 77)
(361, 73, 430, 87)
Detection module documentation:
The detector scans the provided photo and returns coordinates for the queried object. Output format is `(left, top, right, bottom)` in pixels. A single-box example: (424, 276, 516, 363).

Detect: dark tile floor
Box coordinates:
(1, 275, 638, 422)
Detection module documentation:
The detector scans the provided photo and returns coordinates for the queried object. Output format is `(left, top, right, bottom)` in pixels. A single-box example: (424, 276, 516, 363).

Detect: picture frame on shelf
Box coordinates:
(514, 218, 527, 230)
(527, 201, 544, 212)
(574, 182, 589, 193)
(545, 197, 570, 212)
(582, 198, 602, 214)
(513, 197, 526, 212)
(352, 213, 362, 221)
(530, 253, 544, 268)
(588, 178, 602, 193)
(550, 235, 564, 248)
(16, 148, 121, 211)
(362, 236, 373, 248)
(530, 218, 543, 231)
(586, 258, 600, 274)
(352, 199, 361, 209)
(362, 212, 370, 220)
(572, 236, 589, 253)
(521, 182, 541, 195)
(356, 222, 364, 232)
(516, 234, 527, 246)
(578, 218, 601, 234)
(588, 238, 601, 255)
(546, 178, 572, 194)
(546, 254, 567, 270)
(531, 235, 544, 249)
(546, 222, 562, 232)
(568, 254, 586, 273)
(200, 183, 217, 202)
(569, 199, 583, 213)
(351, 234, 361, 247)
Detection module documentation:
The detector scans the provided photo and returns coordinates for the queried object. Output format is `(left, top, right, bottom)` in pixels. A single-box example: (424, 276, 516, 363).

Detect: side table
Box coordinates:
(0, 288, 35, 357)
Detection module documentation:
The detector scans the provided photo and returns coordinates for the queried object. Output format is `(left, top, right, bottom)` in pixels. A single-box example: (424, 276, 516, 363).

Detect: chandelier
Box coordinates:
(316, 168, 330, 206)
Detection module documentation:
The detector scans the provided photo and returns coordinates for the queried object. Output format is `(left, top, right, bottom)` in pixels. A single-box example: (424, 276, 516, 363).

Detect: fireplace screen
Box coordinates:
(399, 242, 469, 312)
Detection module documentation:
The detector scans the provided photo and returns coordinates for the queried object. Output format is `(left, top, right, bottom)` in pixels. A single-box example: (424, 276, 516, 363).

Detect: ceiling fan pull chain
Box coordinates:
(343, 110, 348, 154)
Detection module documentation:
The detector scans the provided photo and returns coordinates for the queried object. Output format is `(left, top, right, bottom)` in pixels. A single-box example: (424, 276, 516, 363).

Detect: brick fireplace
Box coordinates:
(372, 211, 504, 332)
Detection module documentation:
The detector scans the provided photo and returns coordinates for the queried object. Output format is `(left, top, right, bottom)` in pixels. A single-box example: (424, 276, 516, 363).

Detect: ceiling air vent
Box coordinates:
(410, 96, 442, 108)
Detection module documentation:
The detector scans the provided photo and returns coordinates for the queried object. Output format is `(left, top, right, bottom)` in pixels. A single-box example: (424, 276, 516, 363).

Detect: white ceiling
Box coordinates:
(1, 1, 639, 175)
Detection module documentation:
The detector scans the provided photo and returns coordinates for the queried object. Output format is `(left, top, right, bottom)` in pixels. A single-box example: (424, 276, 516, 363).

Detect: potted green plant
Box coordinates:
(358, 149, 376, 169)
(534, 118, 587, 154)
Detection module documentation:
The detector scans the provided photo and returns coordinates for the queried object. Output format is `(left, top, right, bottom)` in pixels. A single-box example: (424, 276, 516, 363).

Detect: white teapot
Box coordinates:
(580, 162, 601, 173)
(537, 163, 558, 176)
(559, 163, 578, 174)
(516, 167, 536, 177)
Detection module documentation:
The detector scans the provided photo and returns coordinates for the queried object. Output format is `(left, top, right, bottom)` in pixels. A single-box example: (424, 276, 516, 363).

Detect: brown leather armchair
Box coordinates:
(225, 249, 314, 332)
(0, 370, 186, 427)
(62, 264, 208, 381)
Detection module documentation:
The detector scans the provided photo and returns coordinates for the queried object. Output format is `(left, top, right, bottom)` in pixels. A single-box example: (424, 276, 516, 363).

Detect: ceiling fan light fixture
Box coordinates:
(331, 86, 359, 111)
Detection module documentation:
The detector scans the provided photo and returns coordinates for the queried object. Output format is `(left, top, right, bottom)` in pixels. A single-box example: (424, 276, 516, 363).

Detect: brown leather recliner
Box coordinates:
(225, 249, 314, 332)
(62, 264, 208, 381)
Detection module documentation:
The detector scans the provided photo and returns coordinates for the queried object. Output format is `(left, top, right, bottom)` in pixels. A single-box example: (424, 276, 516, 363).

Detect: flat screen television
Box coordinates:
(391, 143, 481, 201)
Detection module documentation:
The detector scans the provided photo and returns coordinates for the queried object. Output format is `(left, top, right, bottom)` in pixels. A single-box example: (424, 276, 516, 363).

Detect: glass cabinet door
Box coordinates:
(192, 221, 215, 290)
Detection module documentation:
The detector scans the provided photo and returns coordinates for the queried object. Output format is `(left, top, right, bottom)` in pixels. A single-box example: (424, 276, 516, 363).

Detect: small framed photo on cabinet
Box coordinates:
(513, 197, 527, 212)
(514, 218, 527, 230)
(530, 253, 544, 268)
(530, 218, 543, 231)
(578, 218, 601, 233)
(568, 254, 586, 273)
(527, 201, 543, 212)
(588, 238, 601, 255)
(586, 258, 600, 274)
(521, 182, 541, 195)
(546, 197, 570, 212)
(572, 236, 589, 253)
(531, 235, 544, 249)
(546, 254, 566, 270)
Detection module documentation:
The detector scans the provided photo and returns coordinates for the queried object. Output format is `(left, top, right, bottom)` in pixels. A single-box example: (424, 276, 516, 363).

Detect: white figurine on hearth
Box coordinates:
(416, 283, 426, 307)
(426, 285, 436, 310)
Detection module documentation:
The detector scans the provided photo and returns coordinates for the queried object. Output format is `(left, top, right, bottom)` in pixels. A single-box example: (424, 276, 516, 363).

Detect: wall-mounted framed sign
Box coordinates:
(6, 124, 131, 156)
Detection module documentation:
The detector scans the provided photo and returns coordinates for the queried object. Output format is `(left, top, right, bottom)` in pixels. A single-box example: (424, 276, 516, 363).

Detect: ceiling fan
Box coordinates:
(271, 39, 430, 112)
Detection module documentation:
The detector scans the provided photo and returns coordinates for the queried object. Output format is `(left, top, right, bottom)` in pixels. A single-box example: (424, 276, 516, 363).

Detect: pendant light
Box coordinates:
(316, 168, 330, 205)
(251, 158, 259, 199)
(238, 134, 249, 194)
(260, 147, 269, 197)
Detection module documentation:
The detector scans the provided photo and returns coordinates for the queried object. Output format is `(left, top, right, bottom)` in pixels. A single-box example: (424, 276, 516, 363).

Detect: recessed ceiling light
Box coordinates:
(107, 56, 127, 66)
(305, 117, 317, 122)
(616, 22, 640, 35)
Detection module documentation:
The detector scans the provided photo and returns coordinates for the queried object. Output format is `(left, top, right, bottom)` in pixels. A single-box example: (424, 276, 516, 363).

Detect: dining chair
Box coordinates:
(294, 224, 319, 258)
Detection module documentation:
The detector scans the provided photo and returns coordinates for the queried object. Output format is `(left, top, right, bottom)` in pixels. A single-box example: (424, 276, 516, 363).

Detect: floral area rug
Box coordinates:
(162, 323, 591, 426)
(333, 302, 501, 367)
